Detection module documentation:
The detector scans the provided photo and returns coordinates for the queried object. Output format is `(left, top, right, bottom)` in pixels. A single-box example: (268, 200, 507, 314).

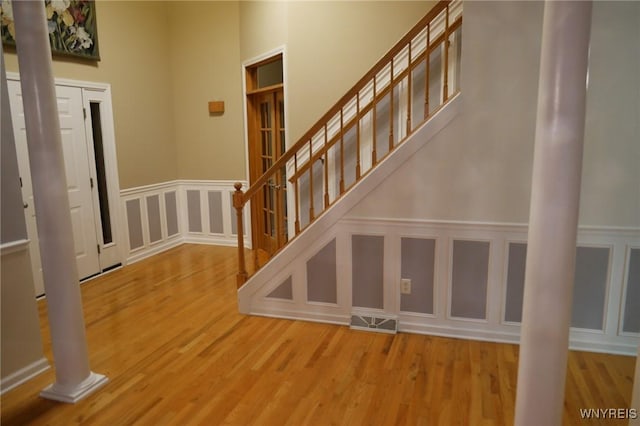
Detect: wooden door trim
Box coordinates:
(242, 47, 287, 252)
(246, 83, 283, 96)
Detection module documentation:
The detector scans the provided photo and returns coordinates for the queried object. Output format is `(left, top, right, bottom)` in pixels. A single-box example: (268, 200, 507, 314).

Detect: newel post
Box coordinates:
(233, 183, 248, 287)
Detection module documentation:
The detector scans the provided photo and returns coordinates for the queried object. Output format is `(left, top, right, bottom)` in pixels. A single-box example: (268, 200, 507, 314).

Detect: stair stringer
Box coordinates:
(237, 94, 462, 323)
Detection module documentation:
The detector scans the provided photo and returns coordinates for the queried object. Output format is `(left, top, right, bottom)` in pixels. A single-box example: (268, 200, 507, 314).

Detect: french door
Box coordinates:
(248, 89, 287, 256)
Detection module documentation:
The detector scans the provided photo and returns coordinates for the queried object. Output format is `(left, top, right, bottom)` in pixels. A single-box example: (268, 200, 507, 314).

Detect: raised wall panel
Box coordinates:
(165, 191, 179, 237)
(352, 235, 384, 309)
(187, 190, 202, 233)
(504, 244, 611, 329)
(307, 238, 337, 304)
(267, 276, 293, 300)
(504, 243, 527, 322)
(400, 237, 435, 314)
(622, 248, 640, 333)
(146, 195, 162, 244)
(238, 211, 639, 354)
(208, 191, 223, 234)
(123, 181, 248, 264)
(571, 246, 609, 330)
(450, 240, 489, 320)
(126, 199, 143, 250)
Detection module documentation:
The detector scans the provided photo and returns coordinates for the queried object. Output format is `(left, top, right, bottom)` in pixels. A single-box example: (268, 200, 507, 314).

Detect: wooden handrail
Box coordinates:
(286, 17, 462, 184)
(241, 0, 451, 206)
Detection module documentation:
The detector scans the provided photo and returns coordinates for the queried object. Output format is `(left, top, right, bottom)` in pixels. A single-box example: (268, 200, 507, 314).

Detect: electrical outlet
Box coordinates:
(400, 278, 411, 294)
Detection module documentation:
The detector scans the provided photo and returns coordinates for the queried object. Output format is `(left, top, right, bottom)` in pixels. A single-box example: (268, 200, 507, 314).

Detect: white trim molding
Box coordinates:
(0, 239, 30, 256)
(0, 358, 50, 395)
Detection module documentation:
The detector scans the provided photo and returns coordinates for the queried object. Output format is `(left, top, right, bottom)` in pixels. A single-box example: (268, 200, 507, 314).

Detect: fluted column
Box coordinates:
(514, 1, 592, 425)
(12, 0, 107, 403)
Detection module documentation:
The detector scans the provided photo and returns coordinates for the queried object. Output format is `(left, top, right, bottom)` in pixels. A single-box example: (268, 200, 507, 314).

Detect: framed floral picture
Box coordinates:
(1, 0, 100, 61)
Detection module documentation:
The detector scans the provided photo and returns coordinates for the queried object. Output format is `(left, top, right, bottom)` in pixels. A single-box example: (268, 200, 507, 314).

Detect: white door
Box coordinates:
(8, 81, 101, 295)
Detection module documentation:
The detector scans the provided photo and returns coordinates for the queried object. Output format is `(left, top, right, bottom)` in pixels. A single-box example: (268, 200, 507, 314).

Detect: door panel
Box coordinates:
(258, 93, 277, 253)
(250, 89, 287, 255)
(56, 86, 100, 279)
(8, 81, 100, 294)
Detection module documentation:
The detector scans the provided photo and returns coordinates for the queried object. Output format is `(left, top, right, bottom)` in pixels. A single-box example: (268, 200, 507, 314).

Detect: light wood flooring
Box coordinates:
(1, 244, 636, 425)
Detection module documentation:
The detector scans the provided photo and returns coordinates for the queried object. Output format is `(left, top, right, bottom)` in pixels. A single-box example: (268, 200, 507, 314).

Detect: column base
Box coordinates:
(40, 372, 108, 403)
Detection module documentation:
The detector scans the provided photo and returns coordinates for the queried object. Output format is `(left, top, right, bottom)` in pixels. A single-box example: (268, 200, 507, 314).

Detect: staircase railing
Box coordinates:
(234, 0, 463, 287)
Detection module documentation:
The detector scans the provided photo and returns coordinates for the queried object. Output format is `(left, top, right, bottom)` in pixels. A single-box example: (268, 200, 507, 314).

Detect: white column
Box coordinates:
(514, 2, 592, 426)
(12, 1, 107, 403)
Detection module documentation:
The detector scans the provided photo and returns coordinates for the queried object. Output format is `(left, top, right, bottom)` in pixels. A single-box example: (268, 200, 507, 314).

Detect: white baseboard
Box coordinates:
(248, 309, 350, 327)
(1, 358, 50, 395)
(399, 320, 521, 344)
(183, 235, 244, 248)
(126, 237, 183, 264)
(568, 340, 639, 356)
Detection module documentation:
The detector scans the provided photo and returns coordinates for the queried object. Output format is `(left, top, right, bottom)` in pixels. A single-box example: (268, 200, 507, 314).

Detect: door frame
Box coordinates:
(80, 86, 122, 270)
(7, 72, 124, 281)
(241, 46, 292, 249)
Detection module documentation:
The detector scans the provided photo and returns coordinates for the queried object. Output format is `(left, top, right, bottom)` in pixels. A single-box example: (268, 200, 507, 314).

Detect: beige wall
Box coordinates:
(579, 0, 640, 226)
(6, 1, 636, 226)
(347, 1, 640, 228)
(285, 1, 436, 142)
(4, 1, 438, 186)
(176, 0, 438, 181)
(239, 1, 436, 143)
(165, 0, 437, 181)
(239, 1, 287, 63)
(168, 1, 245, 181)
(3, 1, 177, 189)
(1, 0, 447, 187)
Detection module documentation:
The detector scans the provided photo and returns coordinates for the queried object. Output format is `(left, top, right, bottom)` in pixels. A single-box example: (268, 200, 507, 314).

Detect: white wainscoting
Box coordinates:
(121, 180, 250, 264)
(238, 217, 640, 355)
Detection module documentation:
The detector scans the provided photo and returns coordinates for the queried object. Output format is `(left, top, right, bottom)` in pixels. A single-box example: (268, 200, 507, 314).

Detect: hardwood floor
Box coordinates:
(1, 244, 636, 425)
